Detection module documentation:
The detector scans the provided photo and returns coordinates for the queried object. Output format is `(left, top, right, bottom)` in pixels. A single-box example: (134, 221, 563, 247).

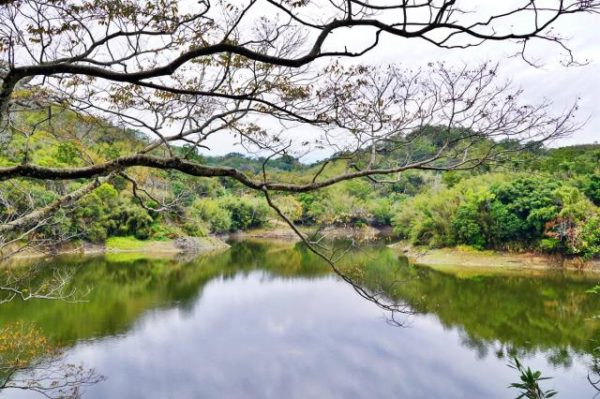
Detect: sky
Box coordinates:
(355, 7, 600, 147)
(198, 1, 600, 161)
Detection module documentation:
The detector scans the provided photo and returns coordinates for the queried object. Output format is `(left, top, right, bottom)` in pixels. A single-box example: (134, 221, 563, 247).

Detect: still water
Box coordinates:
(1, 240, 600, 398)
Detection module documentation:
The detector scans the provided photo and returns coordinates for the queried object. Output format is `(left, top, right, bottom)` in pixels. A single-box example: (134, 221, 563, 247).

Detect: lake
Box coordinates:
(1, 240, 600, 398)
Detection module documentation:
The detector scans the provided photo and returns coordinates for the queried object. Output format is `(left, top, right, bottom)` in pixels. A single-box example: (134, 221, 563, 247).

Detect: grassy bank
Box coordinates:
(2, 236, 229, 262)
(390, 242, 600, 272)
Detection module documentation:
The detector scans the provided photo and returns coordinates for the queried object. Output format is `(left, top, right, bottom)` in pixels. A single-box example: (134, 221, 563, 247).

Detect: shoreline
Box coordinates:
(228, 225, 393, 241)
(2, 236, 230, 262)
(389, 242, 600, 272)
(3, 226, 598, 272)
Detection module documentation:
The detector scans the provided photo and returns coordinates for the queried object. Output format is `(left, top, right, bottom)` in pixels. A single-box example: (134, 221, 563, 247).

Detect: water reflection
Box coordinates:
(1, 240, 600, 398)
(0, 322, 104, 398)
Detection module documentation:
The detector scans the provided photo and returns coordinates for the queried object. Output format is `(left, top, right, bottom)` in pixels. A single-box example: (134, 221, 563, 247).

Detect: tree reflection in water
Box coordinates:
(0, 323, 104, 398)
(1, 240, 600, 397)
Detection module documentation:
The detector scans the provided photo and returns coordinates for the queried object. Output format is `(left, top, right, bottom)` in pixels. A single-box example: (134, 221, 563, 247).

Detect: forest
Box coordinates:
(1, 107, 598, 259)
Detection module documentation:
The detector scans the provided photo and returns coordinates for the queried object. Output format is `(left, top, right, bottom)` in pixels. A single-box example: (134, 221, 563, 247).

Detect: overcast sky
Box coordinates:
(198, 2, 600, 160)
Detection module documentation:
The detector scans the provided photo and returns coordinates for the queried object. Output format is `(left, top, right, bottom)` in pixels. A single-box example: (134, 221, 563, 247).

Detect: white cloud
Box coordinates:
(201, 2, 600, 158)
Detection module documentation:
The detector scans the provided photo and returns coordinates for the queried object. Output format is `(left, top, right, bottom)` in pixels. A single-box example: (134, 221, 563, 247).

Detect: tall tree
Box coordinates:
(0, 0, 596, 239)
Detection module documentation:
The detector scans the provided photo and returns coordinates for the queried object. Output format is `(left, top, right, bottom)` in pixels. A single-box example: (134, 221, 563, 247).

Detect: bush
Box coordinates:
(539, 238, 560, 253)
(113, 202, 153, 239)
(579, 216, 600, 259)
(391, 173, 600, 257)
(326, 197, 370, 224)
(393, 191, 458, 247)
(297, 192, 327, 224)
(151, 223, 183, 240)
(74, 183, 154, 242)
(368, 197, 395, 226)
(452, 203, 485, 249)
(544, 186, 599, 257)
(188, 198, 232, 233)
(583, 174, 600, 206)
(273, 195, 303, 222)
(221, 196, 269, 230)
(187, 196, 269, 232)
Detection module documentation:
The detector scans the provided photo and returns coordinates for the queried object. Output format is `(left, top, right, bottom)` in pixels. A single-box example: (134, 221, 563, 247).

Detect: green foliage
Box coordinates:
(273, 195, 303, 222)
(539, 238, 560, 253)
(1, 108, 598, 257)
(345, 179, 371, 200)
(297, 192, 328, 224)
(543, 186, 599, 258)
(55, 142, 80, 165)
(105, 236, 148, 250)
(488, 200, 525, 245)
(536, 145, 600, 178)
(393, 175, 505, 247)
(186, 196, 269, 233)
(452, 203, 486, 249)
(150, 223, 182, 240)
(508, 357, 557, 399)
(367, 197, 396, 225)
(221, 196, 269, 231)
(583, 174, 600, 206)
(392, 174, 600, 257)
(315, 189, 370, 225)
(586, 285, 600, 295)
(491, 178, 560, 240)
(579, 216, 600, 259)
(74, 183, 154, 242)
(188, 198, 232, 234)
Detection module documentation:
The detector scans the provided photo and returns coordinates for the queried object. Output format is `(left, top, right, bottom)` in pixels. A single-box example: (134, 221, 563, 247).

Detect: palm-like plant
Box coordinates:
(508, 357, 558, 399)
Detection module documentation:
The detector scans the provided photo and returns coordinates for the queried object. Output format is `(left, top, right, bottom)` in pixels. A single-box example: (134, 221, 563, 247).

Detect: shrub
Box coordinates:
(391, 173, 600, 257)
(298, 192, 328, 224)
(189, 198, 232, 233)
(74, 183, 154, 242)
(368, 197, 395, 225)
(580, 216, 600, 258)
(539, 238, 560, 253)
(452, 203, 486, 249)
(273, 195, 303, 222)
(221, 196, 269, 230)
(583, 174, 600, 206)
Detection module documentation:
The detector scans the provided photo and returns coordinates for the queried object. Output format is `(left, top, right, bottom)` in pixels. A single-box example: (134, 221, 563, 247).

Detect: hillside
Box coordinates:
(0, 107, 598, 259)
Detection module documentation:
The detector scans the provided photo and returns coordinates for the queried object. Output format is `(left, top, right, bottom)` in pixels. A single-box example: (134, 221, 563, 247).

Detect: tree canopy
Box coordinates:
(0, 0, 598, 249)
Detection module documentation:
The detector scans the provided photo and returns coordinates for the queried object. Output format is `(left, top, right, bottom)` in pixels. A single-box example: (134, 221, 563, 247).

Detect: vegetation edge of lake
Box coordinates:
(390, 242, 600, 271)
(2, 235, 230, 262)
